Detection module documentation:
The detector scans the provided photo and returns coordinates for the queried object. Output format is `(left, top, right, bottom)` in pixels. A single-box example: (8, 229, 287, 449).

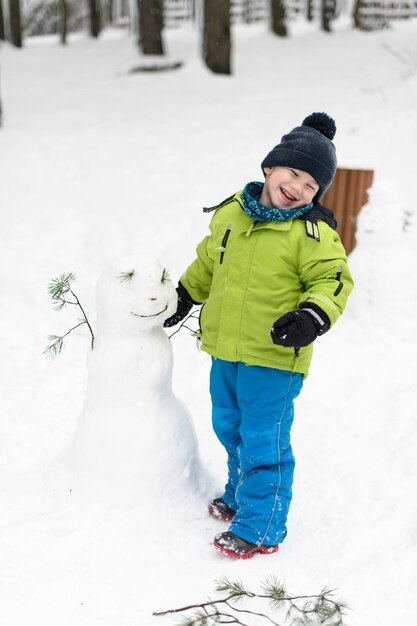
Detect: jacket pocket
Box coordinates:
(198, 302, 206, 337)
(218, 224, 232, 265)
(333, 266, 344, 296)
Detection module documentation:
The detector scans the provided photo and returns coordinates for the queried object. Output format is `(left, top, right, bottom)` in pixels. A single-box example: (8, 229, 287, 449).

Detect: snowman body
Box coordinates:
(72, 255, 203, 506)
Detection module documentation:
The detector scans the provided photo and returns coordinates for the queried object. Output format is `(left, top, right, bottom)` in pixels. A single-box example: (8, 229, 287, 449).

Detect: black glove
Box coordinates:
(164, 283, 198, 328)
(270, 303, 330, 348)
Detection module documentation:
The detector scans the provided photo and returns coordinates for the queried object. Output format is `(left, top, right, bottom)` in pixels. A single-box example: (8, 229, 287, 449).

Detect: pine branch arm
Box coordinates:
(167, 311, 200, 339)
(69, 288, 95, 349)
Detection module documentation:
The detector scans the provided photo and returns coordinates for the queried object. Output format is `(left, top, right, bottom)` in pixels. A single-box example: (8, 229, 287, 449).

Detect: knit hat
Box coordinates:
(261, 112, 337, 200)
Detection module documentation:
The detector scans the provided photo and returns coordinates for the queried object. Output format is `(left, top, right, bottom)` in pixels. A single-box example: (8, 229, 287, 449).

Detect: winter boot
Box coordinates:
(213, 531, 279, 560)
(208, 498, 236, 521)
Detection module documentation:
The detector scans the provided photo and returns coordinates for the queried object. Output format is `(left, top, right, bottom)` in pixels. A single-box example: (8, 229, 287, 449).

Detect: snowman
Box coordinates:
(72, 254, 205, 509)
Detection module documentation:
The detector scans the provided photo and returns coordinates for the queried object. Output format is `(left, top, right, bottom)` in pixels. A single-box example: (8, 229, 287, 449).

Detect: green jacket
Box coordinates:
(180, 192, 354, 376)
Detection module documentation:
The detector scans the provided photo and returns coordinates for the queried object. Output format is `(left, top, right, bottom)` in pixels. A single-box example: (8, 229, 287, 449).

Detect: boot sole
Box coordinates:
(213, 540, 279, 560)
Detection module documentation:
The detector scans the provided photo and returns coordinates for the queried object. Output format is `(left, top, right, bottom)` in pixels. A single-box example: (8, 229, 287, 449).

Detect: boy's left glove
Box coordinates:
(270, 303, 330, 348)
(164, 283, 199, 328)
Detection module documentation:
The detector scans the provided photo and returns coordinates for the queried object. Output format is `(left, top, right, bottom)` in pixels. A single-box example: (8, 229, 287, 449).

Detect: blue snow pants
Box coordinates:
(210, 358, 303, 546)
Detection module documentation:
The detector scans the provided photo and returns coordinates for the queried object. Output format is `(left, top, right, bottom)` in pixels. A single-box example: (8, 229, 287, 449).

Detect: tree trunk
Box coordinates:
(9, 0, 22, 47)
(307, 0, 314, 21)
(88, 0, 101, 37)
(60, 0, 69, 44)
(0, 0, 5, 41)
(352, 0, 365, 28)
(0, 66, 3, 127)
(321, 0, 336, 31)
(137, 0, 164, 55)
(106, 0, 114, 25)
(270, 0, 287, 37)
(203, 0, 231, 75)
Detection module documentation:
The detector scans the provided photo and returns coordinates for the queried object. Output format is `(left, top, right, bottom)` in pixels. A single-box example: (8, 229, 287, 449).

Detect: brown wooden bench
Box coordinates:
(321, 168, 374, 255)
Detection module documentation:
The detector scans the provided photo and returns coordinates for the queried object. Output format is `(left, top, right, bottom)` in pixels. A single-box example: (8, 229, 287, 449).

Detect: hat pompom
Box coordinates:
(302, 112, 336, 140)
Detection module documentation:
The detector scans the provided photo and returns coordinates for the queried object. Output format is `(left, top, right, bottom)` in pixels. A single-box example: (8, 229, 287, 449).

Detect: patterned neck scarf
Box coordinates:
(241, 181, 313, 223)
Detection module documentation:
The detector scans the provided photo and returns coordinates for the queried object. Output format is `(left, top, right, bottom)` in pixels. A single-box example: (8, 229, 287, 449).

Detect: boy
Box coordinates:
(164, 113, 353, 559)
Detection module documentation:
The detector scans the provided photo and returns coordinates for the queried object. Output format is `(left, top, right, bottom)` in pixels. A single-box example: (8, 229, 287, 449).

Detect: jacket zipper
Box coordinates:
(219, 224, 232, 264)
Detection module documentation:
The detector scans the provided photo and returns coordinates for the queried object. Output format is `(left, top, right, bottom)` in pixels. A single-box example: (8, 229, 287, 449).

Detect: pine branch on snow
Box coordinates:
(153, 576, 349, 626)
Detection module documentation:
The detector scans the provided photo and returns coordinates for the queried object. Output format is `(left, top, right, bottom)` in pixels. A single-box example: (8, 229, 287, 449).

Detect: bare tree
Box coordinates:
(352, 0, 366, 28)
(104, 0, 114, 25)
(88, 0, 101, 37)
(9, 0, 22, 47)
(321, 0, 336, 31)
(0, 66, 3, 127)
(137, 0, 164, 55)
(60, 0, 69, 44)
(271, 0, 287, 36)
(203, 0, 231, 74)
(0, 0, 5, 40)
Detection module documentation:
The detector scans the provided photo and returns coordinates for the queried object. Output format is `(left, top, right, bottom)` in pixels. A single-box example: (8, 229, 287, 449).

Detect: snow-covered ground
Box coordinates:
(1, 17, 417, 626)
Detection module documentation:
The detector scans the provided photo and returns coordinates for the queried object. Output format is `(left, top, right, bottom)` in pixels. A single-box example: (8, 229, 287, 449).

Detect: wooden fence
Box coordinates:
(230, 0, 269, 22)
(164, 0, 269, 26)
(355, 1, 417, 22)
(321, 168, 374, 254)
(163, 0, 417, 27)
(164, 0, 194, 27)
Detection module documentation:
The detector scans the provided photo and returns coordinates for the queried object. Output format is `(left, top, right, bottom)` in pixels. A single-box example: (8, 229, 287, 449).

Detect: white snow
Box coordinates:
(1, 18, 417, 626)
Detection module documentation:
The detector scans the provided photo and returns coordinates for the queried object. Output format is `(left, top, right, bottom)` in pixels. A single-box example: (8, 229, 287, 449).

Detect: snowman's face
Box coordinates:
(96, 255, 178, 332)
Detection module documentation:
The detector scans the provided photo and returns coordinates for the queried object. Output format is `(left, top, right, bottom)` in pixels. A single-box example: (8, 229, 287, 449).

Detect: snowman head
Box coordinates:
(96, 254, 178, 333)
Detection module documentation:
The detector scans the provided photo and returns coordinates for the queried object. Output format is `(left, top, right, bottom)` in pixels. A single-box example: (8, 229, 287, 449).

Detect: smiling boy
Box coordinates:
(165, 113, 354, 559)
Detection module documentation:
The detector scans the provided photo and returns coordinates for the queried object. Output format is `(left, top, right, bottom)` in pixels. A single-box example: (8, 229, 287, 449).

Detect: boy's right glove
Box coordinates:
(164, 283, 198, 327)
(270, 303, 330, 348)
